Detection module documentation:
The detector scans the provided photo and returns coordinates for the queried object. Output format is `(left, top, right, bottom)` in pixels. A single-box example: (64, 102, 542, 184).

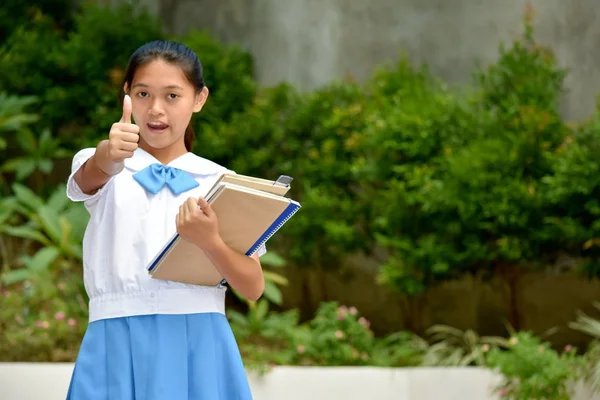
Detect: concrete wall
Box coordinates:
(118, 0, 600, 122)
(2, 363, 599, 400)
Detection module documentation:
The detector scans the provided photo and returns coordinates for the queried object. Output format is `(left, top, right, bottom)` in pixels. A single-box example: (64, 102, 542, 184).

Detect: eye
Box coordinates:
(137, 91, 149, 98)
(168, 93, 179, 99)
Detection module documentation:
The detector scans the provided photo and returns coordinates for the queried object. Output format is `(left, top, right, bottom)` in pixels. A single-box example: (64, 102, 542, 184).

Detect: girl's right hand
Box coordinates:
(95, 94, 140, 176)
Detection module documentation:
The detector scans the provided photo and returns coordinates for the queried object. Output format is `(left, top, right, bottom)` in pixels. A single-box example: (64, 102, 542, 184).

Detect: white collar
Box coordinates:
(124, 148, 226, 176)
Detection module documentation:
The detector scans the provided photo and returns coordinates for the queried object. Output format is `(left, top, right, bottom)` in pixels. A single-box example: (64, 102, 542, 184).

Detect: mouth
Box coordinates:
(147, 121, 169, 133)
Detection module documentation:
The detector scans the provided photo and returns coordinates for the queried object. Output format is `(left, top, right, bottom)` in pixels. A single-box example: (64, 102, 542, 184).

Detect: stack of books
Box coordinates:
(147, 173, 301, 286)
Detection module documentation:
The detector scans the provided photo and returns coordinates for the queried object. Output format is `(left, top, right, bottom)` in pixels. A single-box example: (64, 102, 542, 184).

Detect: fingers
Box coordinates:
(120, 94, 132, 124)
(179, 203, 188, 222)
(197, 197, 213, 217)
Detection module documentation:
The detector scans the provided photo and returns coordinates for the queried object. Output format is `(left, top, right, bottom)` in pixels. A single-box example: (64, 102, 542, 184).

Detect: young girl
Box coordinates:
(65, 40, 265, 400)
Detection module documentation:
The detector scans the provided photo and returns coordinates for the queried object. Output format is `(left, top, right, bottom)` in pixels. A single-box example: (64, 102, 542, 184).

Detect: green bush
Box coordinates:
(229, 301, 425, 372)
(200, 14, 588, 298)
(486, 332, 582, 400)
(0, 2, 257, 157)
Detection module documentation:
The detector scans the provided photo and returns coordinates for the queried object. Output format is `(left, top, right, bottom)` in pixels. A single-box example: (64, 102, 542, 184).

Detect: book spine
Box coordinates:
(246, 202, 301, 256)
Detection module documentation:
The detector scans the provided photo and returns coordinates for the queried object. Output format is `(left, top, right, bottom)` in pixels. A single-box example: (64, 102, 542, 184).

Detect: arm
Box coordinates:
(176, 197, 265, 301)
(73, 141, 114, 195)
(204, 241, 265, 301)
(74, 95, 139, 195)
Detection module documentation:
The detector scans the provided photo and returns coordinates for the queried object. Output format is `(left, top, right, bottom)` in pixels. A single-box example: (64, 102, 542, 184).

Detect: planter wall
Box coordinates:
(1, 363, 598, 400)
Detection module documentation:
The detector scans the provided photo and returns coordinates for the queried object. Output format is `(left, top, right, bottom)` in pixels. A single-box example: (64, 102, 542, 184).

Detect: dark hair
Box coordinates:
(122, 40, 205, 151)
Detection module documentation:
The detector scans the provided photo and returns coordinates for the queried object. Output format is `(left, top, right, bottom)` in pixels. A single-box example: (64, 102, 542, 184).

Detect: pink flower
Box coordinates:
(337, 305, 348, 320)
(296, 344, 305, 354)
(358, 317, 370, 328)
(335, 330, 345, 339)
(67, 318, 77, 327)
(349, 306, 358, 316)
(35, 320, 49, 329)
(564, 345, 573, 352)
(498, 388, 510, 397)
(55, 312, 65, 321)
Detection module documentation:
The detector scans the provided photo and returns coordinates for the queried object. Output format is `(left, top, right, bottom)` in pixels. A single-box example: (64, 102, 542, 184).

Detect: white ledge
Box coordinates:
(0, 363, 598, 400)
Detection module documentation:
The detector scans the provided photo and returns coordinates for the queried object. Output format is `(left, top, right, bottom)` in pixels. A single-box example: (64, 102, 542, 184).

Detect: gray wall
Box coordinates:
(123, 0, 600, 122)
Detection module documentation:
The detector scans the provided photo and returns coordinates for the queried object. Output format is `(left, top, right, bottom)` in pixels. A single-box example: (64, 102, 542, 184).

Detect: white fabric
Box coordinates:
(67, 147, 266, 323)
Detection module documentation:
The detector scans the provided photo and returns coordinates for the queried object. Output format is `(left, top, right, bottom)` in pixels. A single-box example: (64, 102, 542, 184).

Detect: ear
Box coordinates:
(193, 86, 209, 113)
(123, 82, 130, 95)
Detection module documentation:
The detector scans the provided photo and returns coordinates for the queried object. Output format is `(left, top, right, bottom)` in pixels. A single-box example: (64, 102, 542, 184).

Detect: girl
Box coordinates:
(65, 40, 265, 400)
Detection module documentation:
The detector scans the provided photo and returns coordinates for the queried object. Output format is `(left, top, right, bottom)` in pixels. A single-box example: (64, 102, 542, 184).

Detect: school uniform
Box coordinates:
(65, 147, 263, 400)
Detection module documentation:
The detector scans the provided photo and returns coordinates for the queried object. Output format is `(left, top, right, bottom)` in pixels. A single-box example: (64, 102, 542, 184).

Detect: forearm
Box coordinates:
(74, 141, 121, 195)
(203, 238, 265, 301)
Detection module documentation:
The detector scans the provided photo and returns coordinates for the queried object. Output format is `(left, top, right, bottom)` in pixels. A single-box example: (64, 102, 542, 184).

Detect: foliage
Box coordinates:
(184, 9, 597, 301)
(485, 331, 582, 400)
(0, 183, 89, 361)
(418, 324, 509, 367)
(569, 302, 600, 393)
(0, 1, 256, 157)
(0, 5, 599, 396)
(229, 301, 426, 372)
(179, 29, 257, 142)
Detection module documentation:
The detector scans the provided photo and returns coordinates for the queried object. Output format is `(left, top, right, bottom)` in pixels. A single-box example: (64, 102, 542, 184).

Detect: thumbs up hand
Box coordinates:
(95, 94, 140, 176)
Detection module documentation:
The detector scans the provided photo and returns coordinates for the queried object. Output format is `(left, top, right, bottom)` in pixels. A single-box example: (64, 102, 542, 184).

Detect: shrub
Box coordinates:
(486, 332, 581, 400)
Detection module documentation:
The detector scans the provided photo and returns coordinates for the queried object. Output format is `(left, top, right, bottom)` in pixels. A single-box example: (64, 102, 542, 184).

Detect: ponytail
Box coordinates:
(184, 123, 195, 151)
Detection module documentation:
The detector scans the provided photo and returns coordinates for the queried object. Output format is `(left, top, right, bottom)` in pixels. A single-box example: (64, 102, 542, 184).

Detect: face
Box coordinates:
(125, 59, 207, 156)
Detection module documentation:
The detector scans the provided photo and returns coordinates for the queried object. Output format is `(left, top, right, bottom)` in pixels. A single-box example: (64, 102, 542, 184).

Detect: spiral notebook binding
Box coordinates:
(246, 203, 300, 256)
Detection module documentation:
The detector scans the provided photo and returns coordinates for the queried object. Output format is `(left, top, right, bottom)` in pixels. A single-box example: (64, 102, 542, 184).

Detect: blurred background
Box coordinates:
(1, 0, 600, 398)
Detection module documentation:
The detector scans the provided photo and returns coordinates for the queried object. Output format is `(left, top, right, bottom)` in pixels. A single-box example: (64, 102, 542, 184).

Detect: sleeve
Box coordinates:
(66, 148, 107, 207)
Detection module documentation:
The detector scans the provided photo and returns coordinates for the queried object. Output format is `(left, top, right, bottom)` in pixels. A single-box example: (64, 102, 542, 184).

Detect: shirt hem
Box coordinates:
(87, 286, 227, 323)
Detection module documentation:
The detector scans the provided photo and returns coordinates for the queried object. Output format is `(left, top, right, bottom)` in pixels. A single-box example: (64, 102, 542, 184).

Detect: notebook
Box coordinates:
(204, 173, 292, 198)
(147, 179, 301, 286)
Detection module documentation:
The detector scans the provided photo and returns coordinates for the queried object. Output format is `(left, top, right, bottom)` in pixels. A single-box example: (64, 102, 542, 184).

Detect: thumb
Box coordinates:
(120, 94, 132, 124)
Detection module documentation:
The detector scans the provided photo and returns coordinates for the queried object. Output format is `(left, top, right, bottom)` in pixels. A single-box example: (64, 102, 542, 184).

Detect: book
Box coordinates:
(204, 173, 293, 199)
(147, 176, 300, 286)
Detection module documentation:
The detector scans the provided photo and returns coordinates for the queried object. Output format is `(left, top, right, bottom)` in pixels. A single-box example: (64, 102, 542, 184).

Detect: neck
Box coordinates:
(139, 140, 188, 165)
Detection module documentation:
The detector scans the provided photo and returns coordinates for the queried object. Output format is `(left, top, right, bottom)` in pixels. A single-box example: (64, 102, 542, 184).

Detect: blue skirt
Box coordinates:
(66, 312, 253, 400)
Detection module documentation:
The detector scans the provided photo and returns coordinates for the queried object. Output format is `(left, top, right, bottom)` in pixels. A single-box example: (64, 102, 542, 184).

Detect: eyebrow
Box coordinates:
(132, 83, 184, 90)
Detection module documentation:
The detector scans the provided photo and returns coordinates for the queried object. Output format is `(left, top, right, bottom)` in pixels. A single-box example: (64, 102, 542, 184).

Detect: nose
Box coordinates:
(148, 98, 165, 116)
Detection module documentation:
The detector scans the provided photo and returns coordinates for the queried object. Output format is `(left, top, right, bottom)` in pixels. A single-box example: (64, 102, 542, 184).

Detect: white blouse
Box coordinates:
(67, 148, 265, 323)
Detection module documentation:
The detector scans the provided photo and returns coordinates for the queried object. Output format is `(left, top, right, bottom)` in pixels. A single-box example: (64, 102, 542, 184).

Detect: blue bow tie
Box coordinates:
(132, 163, 199, 195)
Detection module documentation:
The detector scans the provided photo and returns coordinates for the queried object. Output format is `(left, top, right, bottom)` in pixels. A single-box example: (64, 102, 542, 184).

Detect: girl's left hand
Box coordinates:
(176, 197, 222, 252)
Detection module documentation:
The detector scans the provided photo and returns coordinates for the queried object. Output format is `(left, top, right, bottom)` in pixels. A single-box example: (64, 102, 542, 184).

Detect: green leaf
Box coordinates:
(2, 269, 31, 285)
(11, 183, 43, 211)
(262, 280, 283, 305)
(16, 129, 37, 153)
(15, 160, 36, 181)
(227, 310, 249, 326)
(3, 225, 51, 246)
(259, 251, 287, 267)
(263, 270, 288, 286)
(47, 185, 69, 212)
(25, 246, 60, 272)
(255, 299, 269, 321)
(1, 157, 26, 172)
(59, 216, 72, 252)
(38, 205, 62, 244)
(37, 159, 53, 174)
